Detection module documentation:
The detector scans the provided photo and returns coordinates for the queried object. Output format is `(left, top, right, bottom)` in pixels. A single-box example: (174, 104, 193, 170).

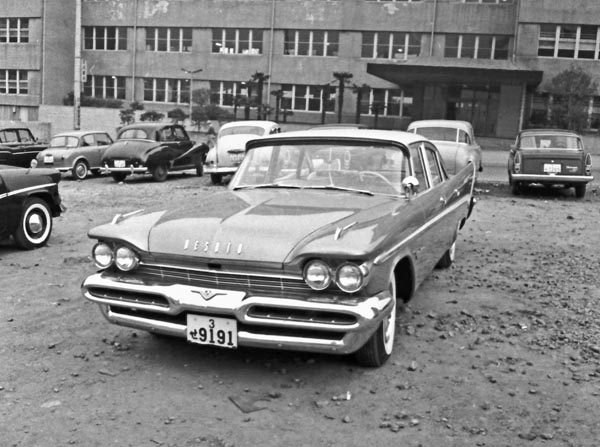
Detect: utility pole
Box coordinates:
(73, 0, 82, 130)
(181, 67, 203, 128)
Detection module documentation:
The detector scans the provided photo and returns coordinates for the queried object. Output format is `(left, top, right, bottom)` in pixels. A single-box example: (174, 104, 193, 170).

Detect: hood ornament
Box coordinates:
(192, 288, 226, 301)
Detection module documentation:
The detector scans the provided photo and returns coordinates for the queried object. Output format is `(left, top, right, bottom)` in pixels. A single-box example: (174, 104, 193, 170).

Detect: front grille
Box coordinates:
(247, 305, 356, 326)
(136, 264, 311, 298)
(88, 286, 169, 307)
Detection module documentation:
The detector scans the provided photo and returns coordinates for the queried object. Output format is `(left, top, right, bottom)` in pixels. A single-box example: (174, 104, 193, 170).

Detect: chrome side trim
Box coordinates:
(0, 182, 57, 200)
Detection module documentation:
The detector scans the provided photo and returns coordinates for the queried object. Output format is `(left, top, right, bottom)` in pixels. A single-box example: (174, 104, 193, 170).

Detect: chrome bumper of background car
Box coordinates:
(511, 174, 593, 183)
(203, 165, 238, 175)
(104, 166, 148, 174)
(81, 272, 393, 355)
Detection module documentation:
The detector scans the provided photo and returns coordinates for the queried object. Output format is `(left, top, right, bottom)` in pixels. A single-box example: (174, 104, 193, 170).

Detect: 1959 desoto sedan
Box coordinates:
(82, 129, 476, 366)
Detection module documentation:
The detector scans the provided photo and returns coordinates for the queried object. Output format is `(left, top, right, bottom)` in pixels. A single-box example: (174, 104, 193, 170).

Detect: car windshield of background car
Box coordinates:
(118, 129, 150, 140)
(232, 142, 408, 196)
(414, 127, 458, 143)
(220, 126, 266, 137)
(49, 136, 79, 148)
(521, 134, 581, 150)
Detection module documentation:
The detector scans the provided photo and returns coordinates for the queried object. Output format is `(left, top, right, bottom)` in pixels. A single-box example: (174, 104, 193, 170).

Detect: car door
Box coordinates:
(166, 126, 194, 168)
(88, 133, 112, 168)
(17, 129, 44, 167)
(412, 142, 455, 272)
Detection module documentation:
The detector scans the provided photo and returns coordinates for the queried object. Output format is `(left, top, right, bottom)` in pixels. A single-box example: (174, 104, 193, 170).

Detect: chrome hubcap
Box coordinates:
(28, 214, 43, 234)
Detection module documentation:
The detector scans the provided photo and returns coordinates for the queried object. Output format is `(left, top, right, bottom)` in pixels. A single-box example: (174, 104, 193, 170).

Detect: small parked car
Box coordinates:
(32, 130, 113, 180)
(101, 123, 209, 182)
(508, 128, 593, 198)
(0, 165, 64, 249)
(407, 120, 483, 175)
(0, 127, 48, 168)
(82, 128, 476, 367)
(204, 120, 281, 184)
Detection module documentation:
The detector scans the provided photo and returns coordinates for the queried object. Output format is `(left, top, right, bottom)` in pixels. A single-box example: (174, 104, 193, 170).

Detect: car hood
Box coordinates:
(102, 139, 159, 160)
(89, 189, 408, 265)
(0, 166, 61, 190)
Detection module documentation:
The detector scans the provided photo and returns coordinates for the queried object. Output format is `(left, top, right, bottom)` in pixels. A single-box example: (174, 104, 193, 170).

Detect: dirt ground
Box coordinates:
(1, 172, 599, 447)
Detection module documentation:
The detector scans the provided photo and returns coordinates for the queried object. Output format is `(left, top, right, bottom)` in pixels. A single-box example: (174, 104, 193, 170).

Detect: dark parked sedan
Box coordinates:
(508, 129, 593, 198)
(0, 127, 48, 168)
(102, 123, 209, 182)
(0, 165, 64, 249)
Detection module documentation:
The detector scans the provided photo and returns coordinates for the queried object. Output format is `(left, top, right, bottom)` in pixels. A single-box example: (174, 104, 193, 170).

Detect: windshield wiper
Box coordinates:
(233, 183, 302, 190)
(302, 185, 374, 196)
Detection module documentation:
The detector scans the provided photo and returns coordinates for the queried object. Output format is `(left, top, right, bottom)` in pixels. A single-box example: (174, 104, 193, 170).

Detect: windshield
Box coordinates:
(49, 136, 79, 148)
(219, 126, 266, 138)
(519, 134, 582, 150)
(231, 141, 409, 196)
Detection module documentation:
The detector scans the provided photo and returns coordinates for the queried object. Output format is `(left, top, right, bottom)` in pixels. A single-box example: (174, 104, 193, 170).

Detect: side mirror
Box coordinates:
(401, 176, 420, 198)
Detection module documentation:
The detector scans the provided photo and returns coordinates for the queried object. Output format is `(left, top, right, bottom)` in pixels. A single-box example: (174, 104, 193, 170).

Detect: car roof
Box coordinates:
(407, 119, 474, 131)
(220, 120, 279, 129)
(518, 128, 581, 137)
(247, 128, 426, 146)
(119, 123, 177, 131)
(52, 130, 108, 138)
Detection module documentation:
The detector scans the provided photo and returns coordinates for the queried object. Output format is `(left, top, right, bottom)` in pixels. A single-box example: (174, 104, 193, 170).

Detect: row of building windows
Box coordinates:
(80, 26, 510, 60)
(0, 70, 28, 95)
(0, 18, 29, 43)
(83, 75, 126, 100)
(538, 24, 600, 60)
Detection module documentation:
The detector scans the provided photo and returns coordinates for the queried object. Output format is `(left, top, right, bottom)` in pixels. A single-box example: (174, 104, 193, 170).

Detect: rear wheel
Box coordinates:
(574, 183, 586, 199)
(72, 160, 89, 180)
(354, 272, 396, 367)
(111, 172, 128, 182)
(91, 169, 102, 177)
(210, 173, 222, 185)
(14, 198, 53, 250)
(196, 162, 204, 177)
(152, 164, 168, 182)
(437, 239, 456, 269)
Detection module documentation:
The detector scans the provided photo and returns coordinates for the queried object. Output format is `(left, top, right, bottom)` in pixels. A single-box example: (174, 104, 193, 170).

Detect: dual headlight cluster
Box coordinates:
(303, 259, 368, 293)
(93, 242, 139, 272)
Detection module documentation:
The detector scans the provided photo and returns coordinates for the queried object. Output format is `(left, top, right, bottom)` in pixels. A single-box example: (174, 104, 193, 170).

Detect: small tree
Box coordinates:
(140, 110, 165, 122)
(352, 83, 370, 124)
(119, 101, 145, 125)
(250, 71, 270, 119)
(333, 71, 354, 123)
(168, 108, 187, 124)
(270, 89, 284, 122)
(546, 66, 598, 131)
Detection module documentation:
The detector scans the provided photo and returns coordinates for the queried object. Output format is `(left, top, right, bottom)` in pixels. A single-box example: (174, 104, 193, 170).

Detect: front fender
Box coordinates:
(178, 143, 210, 163)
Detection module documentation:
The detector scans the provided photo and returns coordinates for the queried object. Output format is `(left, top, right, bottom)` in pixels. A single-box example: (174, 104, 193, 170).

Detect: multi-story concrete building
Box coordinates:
(1, 0, 599, 138)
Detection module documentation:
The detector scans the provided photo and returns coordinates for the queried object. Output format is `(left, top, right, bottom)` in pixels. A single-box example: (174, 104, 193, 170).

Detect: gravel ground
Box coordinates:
(1, 173, 599, 447)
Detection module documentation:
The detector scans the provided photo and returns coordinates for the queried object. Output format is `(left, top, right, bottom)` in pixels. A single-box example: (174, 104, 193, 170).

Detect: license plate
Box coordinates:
(543, 163, 561, 174)
(44, 154, 54, 164)
(186, 314, 237, 348)
(229, 152, 244, 163)
(114, 159, 126, 168)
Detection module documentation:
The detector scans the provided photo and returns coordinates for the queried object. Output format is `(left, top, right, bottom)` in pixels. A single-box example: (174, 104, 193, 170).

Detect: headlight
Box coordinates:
(93, 243, 114, 268)
(303, 260, 332, 291)
(114, 246, 139, 271)
(336, 263, 364, 293)
(30, 159, 38, 168)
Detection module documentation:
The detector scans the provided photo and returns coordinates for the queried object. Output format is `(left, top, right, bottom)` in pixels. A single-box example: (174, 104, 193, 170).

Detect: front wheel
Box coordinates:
(72, 160, 89, 180)
(574, 183, 586, 199)
(151, 164, 168, 182)
(354, 273, 396, 367)
(14, 198, 53, 250)
(210, 173, 222, 185)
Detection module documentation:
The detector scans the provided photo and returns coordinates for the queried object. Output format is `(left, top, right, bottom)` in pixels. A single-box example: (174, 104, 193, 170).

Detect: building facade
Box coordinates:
(1, 0, 599, 138)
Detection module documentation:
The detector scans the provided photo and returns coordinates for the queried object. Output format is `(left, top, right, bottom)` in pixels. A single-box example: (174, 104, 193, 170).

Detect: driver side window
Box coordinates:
(409, 144, 428, 191)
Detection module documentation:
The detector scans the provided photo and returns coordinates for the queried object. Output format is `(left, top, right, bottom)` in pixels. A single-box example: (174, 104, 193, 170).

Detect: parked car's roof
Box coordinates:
(518, 128, 581, 137)
(246, 128, 426, 146)
(119, 123, 176, 131)
(52, 130, 108, 138)
(220, 120, 279, 130)
(407, 120, 474, 131)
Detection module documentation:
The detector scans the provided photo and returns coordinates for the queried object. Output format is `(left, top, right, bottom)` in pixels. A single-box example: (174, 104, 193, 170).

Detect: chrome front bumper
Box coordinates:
(81, 272, 393, 355)
(511, 173, 593, 183)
